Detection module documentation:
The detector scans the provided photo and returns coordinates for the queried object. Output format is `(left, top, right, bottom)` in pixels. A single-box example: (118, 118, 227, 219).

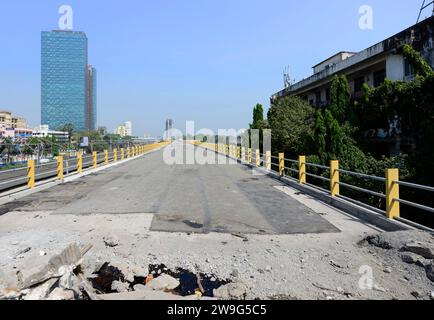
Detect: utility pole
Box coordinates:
(417, 0, 434, 23)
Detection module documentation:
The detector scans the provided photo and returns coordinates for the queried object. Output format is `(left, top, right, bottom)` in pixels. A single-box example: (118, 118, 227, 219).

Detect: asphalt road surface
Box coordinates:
(1, 143, 339, 235)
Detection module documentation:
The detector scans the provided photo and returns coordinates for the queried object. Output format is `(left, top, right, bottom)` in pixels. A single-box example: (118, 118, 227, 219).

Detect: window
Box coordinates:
(404, 58, 414, 77)
(354, 76, 365, 93)
(325, 88, 331, 102)
(373, 69, 386, 87)
(315, 91, 321, 103)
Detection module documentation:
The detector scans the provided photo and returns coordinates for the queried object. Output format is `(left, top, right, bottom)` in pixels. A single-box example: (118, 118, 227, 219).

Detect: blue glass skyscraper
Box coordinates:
(41, 30, 97, 132)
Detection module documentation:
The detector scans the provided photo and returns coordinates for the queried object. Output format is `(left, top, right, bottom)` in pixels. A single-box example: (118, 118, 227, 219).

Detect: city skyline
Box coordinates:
(0, 0, 426, 136)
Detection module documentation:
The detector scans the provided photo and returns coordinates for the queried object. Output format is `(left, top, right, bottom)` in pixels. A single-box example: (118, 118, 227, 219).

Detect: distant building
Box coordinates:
(125, 121, 132, 137)
(114, 121, 132, 137)
(14, 128, 33, 141)
(0, 111, 31, 141)
(0, 127, 16, 139)
(32, 125, 69, 143)
(165, 119, 174, 140)
(97, 126, 107, 136)
(114, 125, 127, 137)
(86, 65, 97, 131)
(271, 16, 434, 107)
(41, 30, 97, 132)
(0, 111, 28, 129)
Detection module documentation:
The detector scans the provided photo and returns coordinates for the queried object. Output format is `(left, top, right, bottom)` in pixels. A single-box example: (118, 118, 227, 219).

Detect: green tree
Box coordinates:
(402, 44, 434, 78)
(330, 75, 352, 125)
(267, 96, 315, 157)
(23, 137, 41, 156)
(251, 104, 264, 129)
(56, 123, 74, 142)
(0, 138, 18, 164)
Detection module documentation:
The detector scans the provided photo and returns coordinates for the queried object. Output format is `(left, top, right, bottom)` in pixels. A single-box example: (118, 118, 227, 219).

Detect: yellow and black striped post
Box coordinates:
(279, 153, 285, 177)
(386, 169, 400, 219)
(330, 160, 340, 197)
(27, 159, 35, 188)
(57, 156, 64, 180)
(299, 156, 306, 184)
(77, 152, 83, 173)
(93, 152, 98, 169)
(266, 151, 271, 171)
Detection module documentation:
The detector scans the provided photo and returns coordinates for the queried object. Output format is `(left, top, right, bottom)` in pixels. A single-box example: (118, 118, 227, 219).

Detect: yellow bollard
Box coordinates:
(27, 159, 35, 188)
(127, 147, 130, 158)
(77, 152, 83, 173)
(57, 156, 64, 180)
(248, 148, 252, 164)
(241, 147, 246, 161)
(237, 147, 241, 160)
(104, 150, 109, 165)
(299, 156, 306, 184)
(256, 149, 260, 167)
(330, 160, 340, 197)
(93, 152, 98, 169)
(121, 148, 125, 160)
(279, 153, 284, 177)
(386, 169, 400, 219)
(266, 151, 271, 171)
(113, 148, 118, 162)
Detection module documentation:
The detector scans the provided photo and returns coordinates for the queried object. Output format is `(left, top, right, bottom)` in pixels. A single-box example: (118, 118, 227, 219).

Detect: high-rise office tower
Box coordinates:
(41, 30, 97, 132)
(86, 65, 97, 131)
(165, 119, 174, 140)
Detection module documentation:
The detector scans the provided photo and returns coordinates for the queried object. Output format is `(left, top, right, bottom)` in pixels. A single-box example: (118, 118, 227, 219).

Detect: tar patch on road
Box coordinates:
(0, 200, 31, 216)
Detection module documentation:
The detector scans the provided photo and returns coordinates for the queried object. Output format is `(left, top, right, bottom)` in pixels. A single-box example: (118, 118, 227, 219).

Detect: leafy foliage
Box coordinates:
(402, 44, 434, 78)
(267, 96, 315, 157)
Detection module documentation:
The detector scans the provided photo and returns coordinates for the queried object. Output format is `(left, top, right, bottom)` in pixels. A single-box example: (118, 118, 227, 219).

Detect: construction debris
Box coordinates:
(0, 242, 231, 300)
(400, 241, 434, 259)
(146, 274, 180, 292)
(21, 243, 92, 290)
(103, 235, 120, 248)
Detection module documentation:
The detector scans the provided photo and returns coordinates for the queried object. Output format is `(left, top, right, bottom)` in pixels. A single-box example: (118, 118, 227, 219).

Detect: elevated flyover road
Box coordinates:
(2, 141, 433, 301)
(0, 142, 339, 235)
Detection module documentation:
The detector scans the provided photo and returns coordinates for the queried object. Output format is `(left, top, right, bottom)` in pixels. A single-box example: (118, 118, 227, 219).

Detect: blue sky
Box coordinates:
(0, 0, 426, 136)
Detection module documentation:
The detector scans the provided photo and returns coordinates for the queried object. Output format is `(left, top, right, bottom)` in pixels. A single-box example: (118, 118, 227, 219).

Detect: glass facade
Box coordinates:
(91, 67, 97, 130)
(41, 30, 96, 132)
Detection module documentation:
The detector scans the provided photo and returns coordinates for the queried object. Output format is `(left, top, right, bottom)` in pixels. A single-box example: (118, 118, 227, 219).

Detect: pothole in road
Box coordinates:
(182, 220, 203, 229)
(89, 263, 230, 297)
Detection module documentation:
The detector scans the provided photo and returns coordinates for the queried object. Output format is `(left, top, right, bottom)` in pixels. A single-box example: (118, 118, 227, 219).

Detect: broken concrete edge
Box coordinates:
(0, 144, 169, 207)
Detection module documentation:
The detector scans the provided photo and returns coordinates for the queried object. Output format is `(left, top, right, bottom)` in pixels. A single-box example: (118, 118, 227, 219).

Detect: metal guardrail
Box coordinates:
(200, 142, 434, 226)
(0, 142, 169, 193)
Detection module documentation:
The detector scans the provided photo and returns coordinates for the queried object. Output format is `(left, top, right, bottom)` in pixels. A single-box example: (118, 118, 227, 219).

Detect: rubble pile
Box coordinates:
(0, 243, 239, 301)
(364, 232, 434, 284)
